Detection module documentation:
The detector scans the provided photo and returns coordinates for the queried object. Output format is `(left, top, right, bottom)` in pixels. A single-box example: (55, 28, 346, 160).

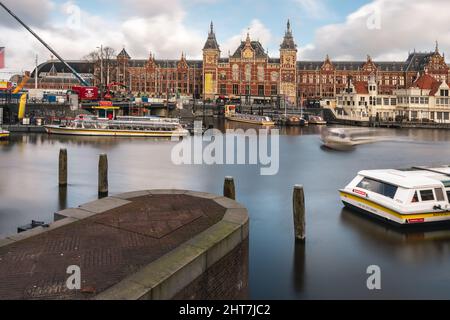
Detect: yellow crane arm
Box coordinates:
(12, 74, 30, 94)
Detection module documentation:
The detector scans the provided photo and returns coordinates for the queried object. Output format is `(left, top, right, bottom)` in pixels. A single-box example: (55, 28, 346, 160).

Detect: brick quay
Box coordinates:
(0, 190, 249, 300)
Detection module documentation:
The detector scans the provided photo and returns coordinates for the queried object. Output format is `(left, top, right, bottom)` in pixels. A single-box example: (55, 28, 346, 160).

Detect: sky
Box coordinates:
(1, 0, 450, 78)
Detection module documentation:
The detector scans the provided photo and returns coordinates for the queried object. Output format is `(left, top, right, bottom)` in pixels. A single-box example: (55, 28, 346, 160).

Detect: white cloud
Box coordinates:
(0, 0, 206, 75)
(299, 0, 450, 61)
(295, 0, 327, 19)
(221, 19, 273, 56)
(0, 0, 55, 28)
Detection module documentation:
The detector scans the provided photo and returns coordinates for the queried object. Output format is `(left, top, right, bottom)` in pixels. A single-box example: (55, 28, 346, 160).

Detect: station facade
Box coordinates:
(26, 21, 450, 107)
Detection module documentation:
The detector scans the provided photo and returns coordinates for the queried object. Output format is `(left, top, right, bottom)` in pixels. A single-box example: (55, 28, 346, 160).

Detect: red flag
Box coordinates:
(0, 47, 4, 69)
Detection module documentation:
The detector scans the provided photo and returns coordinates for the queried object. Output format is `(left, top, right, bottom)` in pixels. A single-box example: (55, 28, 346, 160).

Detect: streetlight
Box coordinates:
(96, 45, 104, 96)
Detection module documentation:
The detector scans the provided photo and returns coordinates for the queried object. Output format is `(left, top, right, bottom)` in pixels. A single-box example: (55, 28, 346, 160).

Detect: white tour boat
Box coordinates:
(308, 115, 327, 125)
(0, 129, 9, 139)
(340, 166, 450, 226)
(321, 128, 384, 151)
(224, 105, 275, 126)
(44, 114, 189, 137)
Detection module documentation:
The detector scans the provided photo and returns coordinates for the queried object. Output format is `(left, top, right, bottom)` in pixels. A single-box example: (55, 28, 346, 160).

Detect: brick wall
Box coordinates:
(173, 238, 249, 300)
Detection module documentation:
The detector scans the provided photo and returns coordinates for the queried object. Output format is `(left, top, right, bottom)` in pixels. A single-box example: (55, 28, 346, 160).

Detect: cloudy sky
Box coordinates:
(1, 0, 450, 77)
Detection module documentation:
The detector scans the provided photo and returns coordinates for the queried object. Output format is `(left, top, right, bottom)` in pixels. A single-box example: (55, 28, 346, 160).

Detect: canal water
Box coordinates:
(1, 121, 450, 299)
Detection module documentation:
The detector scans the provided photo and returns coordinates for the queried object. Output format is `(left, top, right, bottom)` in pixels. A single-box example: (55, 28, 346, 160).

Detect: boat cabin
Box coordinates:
(340, 167, 450, 225)
(92, 106, 120, 120)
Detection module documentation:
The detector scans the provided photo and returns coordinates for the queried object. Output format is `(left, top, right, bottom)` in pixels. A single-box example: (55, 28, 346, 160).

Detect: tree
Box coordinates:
(83, 47, 116, 87)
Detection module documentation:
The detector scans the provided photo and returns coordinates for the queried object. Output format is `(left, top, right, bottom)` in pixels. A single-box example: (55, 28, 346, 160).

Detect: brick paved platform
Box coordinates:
(0, 190, 249, 300)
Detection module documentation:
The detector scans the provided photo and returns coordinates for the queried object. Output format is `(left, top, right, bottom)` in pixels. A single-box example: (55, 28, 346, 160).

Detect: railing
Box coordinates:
(324, 106, 370, 122)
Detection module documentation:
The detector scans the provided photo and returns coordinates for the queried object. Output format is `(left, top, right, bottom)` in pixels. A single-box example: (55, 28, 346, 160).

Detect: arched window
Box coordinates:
(232, 64, 239, 81)
(257, 65, 265, 82)
(245, 64, 252, 82)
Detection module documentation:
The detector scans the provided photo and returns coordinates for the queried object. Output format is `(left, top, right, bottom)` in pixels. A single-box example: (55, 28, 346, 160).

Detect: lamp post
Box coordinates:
(96, 45, 104, 97)
(166, 60, 169, 117)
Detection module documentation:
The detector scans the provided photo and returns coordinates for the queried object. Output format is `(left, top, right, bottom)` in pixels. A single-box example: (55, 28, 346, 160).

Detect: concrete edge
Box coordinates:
(1, 192, 137, 247)
(95, 193, 249, 300)
(78, 196, 132, 214)
(1, 217, 78, 248)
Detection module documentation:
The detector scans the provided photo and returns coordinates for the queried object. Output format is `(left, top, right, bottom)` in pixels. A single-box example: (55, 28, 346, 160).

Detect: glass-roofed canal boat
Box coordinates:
(44, 114, 189, 137)
(340, 166, 450, 226)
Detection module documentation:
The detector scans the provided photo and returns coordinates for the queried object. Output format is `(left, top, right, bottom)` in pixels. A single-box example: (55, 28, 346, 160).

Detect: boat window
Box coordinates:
(435, 188, 445, 202)
(356, 177, 398, 199)
(411, 191, 419, 203)
(420, 189, 435, 201)
(446, 190, 450, 202)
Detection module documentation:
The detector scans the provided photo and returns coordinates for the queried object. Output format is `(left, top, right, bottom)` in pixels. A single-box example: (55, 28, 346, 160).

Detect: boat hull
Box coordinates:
(44, 125, 189, 137)
(225, 116, 275, 126)
(309, 120, 327, 125)
(340, 190, 450, 226)
(0, 131, 10, 139)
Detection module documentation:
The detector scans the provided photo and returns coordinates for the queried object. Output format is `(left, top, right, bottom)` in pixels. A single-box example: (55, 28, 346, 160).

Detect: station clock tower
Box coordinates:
(279, 20, 298, 105)
(202, 22, 220, 100)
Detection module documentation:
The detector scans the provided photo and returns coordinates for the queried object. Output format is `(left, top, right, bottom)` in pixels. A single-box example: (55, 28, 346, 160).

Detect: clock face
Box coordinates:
(206, 55, 216, 64)
(284, 55, 294, 65)
(243, 49, 254, 59)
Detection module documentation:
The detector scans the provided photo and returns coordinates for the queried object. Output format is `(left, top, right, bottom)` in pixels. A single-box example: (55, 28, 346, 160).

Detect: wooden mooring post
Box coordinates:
(98, 154, 108, 197)
(58, 148, 67, 187)
(293, 185, 305, 241)
(224, 176, 236, 200)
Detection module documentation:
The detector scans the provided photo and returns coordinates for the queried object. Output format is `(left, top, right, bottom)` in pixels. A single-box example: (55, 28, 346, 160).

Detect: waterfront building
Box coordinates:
(334, 72, 450, 123)
(15, 22, 450, 107)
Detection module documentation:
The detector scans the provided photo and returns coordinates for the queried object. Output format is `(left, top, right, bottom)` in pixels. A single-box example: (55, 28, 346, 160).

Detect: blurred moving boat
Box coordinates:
(225, 105, 275, 126)
(321, 128, 381, 151)
(340, 167, 450, 226)
(44, 114, 189, 137)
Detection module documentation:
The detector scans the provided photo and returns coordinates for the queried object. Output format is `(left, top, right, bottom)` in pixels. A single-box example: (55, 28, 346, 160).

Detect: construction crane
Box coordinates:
(0, 1, 89, 86)
(104, 82, 128, 100)
(12, 73, 30, 94)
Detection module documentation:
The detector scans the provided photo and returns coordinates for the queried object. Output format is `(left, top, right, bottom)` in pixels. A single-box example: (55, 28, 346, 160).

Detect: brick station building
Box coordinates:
(25, 21, 450, 106)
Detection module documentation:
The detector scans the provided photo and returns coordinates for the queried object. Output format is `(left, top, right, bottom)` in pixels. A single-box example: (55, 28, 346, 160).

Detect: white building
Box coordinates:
(335, 75, 396, 120)
(334, 73, 450, 123)
(395, 73, 450, 122)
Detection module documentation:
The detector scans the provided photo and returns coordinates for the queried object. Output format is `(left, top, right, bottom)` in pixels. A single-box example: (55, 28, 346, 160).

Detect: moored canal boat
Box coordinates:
(340, 167, 450, 226)
(224, 104, 275, 126)
(308, 115, 327, 125)
(0, 129, 9, 139)
(44, 114, 189, 137)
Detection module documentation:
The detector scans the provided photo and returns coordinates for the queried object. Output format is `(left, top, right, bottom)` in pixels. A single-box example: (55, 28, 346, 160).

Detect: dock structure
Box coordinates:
(0, 190, 249, 300)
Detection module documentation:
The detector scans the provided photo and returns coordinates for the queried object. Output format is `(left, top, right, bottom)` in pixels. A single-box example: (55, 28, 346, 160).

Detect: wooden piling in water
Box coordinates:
(293, 185, 305, 241)
(58, 148, 67, 187)
(224, 176, 236, 200)
(98, 154, 108, 197)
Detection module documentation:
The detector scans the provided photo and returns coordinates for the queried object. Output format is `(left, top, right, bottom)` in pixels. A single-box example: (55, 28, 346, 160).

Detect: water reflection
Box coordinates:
(292, 242, 306, 293)
(58, 186, 67, 211)
(340, 208, 450, 262)
(3, 123, 450, 299)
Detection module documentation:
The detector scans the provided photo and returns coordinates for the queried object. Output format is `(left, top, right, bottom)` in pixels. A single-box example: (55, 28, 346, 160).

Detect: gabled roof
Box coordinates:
(405, 52, 434, 72)
(117, 48, 131, 59)
(430, 81, 444, 96)
(231, 40, 268, 59)
(353, 81, 369, 94)
(413, 73, 438, 90)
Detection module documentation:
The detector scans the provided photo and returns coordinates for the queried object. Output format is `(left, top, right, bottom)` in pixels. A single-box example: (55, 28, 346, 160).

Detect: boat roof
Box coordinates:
(359, 167, 450, 189)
